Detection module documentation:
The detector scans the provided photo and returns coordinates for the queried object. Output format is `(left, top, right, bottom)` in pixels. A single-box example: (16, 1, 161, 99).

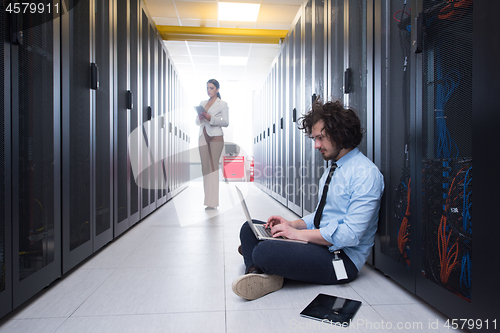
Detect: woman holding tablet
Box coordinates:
(196, 79, 229, 209)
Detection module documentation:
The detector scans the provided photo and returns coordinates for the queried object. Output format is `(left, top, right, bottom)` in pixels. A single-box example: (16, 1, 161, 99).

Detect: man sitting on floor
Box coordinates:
(232, 100, 385, 301)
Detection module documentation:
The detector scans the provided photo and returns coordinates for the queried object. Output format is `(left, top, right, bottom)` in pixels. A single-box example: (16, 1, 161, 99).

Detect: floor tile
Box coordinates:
(54, 312, 225, 333)
(348, 266, 421, 305)
(71, 266, 225, 316)
(11, 269, 115, 319)
(226, 305, 394, 333)
(372, 303, 467, 332)
(0, 318, 66, 333)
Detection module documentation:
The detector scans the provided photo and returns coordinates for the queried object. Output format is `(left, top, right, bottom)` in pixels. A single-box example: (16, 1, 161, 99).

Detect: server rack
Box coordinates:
(344, 0, 370, 157)
(114, 0, 131, 236)
(156, 40, 167, 206)
(1, 1, 12, 317)
(11, 1, 61, 306)
(171, 70, 178, 194)
(302, 0, 314, 216)
(129, 0, 141, 225)
(326, 0, 344, 101)
(293, 15, 303, 216)
(260, 78, 267, 194)
(311, 0, 327, 213)
(61, 0, 93, 272)
(167, 58, 172, 199)
(0, 0, 189, 319)
(374, 0, 416, 292)
(93, 0, 113, 251)
(61, 0, 113, 272)
(473, 1, 500, 325)
(278, 51, 287, 206)
(139, 4, 152, 217)
(114, 0, 142, 237)
(171, 70, 177, 194)
(276, 52, 285, 205)
(262, 76, 268, 194)
(271, 69, 276, 198)
(373, 0, 499, 327)
(285, 17, 298, 214)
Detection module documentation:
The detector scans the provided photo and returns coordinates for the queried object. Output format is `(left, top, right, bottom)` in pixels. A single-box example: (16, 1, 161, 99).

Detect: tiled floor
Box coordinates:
(0, 182, 464, 333)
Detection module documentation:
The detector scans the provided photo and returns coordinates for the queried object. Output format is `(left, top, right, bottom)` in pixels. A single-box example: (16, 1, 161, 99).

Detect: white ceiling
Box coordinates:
(144, 0, 304, 91)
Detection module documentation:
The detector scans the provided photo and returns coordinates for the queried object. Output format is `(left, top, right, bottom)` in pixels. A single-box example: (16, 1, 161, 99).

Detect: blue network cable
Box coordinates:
(460, 251, 471, 299)
(435, 49, 460, 159)
(460, 166, 472, 299)
(462, 167, 472, 232)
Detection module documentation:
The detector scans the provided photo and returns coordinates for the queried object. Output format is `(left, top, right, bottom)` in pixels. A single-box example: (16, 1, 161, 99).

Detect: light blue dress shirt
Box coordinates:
(302, 148, 385, 272)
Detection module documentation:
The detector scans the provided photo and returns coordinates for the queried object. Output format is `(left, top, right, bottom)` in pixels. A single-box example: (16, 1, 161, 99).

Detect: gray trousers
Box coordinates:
(199, 128, 224, 207)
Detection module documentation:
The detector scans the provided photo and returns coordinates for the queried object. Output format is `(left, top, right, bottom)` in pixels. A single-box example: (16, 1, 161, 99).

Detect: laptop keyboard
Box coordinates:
(258, 225, 273, 238)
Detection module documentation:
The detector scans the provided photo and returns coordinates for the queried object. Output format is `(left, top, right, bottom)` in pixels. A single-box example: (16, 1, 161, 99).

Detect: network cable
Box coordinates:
(435, 48, 460, 159)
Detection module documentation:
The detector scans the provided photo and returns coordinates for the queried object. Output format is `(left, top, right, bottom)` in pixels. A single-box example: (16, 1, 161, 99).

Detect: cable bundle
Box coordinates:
(394, 167, 411, 268)
(437, 163, 472, 301)
(435, 49, 460, 159)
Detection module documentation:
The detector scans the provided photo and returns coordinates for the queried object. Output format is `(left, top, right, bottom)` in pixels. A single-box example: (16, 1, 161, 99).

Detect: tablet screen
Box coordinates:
(300, 293, 362, 327)
(194, 105, 205, 114)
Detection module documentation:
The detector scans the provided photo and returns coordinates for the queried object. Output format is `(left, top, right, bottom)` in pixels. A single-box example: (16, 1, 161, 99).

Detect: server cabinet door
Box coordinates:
(345, 0, 370, 157)
(286, 30, 295, 212)
(303, 0, 315, 216)
(167, 59, 172, 199)
(276, 53, 285, 205)
(373, 0, 415, 292)
(147, 25, 157, 209)
(311, 0, 327, 212)
(473, 1, 500, 325)
(115, 0, 131, 236)
(94, 0, 113, 251)
(278, 52, 286, 205)
(327, 0, 344, 100)
(267, 79, 272, 194)
(1, 3, 12, 317)
(12, 5, 61, 305)
(415, 0, 474, 319)
(129, 0, 140, 224)
(292, 17, 303, 216)
(272, 66, 278, 199)
(61, 0, 95, 272)
(171, 73, 176, 194)
(156, 42, 166, 206)
(139, 7, 153, 217)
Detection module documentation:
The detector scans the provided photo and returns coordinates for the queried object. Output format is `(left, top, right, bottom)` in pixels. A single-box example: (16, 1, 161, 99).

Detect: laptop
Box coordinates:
(235, 186, 307, 244)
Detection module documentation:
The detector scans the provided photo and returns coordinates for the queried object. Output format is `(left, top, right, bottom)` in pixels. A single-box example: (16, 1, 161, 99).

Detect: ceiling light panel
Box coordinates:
(218, 2, 260, 22)
(220, 56, 248, 66)
(220, 46, 250, 57)
(176, 1, 218, 20)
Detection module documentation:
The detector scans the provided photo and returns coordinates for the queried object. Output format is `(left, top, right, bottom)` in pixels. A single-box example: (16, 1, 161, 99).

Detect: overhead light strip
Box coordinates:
(157, 26, 287, 44)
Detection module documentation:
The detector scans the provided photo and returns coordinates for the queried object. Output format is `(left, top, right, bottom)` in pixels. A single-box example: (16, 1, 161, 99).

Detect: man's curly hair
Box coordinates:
(298, 99, 364, 150)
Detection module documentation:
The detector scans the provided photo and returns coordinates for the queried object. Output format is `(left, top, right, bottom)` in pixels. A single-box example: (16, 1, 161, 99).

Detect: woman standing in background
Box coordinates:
(196, 79, 229, 209)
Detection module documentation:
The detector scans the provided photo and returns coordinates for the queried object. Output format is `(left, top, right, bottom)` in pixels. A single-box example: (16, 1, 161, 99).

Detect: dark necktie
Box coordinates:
(314, 162, 337, 229)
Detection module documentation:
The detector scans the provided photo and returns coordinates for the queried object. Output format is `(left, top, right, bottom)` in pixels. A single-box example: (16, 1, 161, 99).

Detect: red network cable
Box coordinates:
(438, 167, 467, 284)
(439, 0, 473, 21)
(393, 9, 411, 23)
